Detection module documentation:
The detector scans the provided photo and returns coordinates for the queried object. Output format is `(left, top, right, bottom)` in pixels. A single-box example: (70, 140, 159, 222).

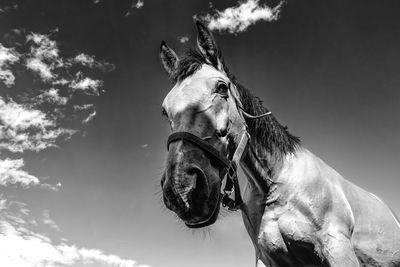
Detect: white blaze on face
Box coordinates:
(162, 64, 230, 133)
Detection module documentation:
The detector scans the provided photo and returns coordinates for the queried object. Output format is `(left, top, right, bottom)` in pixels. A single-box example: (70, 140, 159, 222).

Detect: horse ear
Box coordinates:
(195, 20, 222, 69)
(160, 40, 179, 78)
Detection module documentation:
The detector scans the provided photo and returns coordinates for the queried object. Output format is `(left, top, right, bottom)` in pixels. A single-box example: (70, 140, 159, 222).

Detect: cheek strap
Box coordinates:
(221, 130, 249, 211)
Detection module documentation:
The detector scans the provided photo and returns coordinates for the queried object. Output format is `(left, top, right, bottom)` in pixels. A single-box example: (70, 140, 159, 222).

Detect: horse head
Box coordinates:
(159, 21, 248, 228)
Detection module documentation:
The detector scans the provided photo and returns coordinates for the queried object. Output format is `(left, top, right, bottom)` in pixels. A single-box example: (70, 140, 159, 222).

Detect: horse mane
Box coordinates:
(172, 48, 300, 156)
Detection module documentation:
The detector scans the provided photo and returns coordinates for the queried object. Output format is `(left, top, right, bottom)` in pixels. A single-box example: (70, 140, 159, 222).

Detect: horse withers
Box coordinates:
(159, 21, 400, 267)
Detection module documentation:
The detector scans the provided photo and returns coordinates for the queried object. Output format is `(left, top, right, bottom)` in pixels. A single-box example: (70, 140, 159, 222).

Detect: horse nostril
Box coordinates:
(186, 167, 208, 206)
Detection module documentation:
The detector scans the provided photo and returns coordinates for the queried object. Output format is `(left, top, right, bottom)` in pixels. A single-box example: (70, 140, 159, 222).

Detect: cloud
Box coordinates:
(82, 110, 96, 124)
(125, 0, 144, 16)
(39, 182, 62, 191)
(0, 32, 112, 152)
(26, 58, 54, 81)
(74, 103, 94, 111)
(200, 0, 284, 34)
(0, 31, 113, 189)
(0, 27, 134, 267)
(0, 43, 20, 86)
(0, 197, 150, 267)
(73, 104, 97, 124)
(25, 32, 63, 81)
(40, 209, 60, 231)
(178, 36, 189, 44)
(72, 53, 115, 72)
(70, 72, 103, 95)
(0, 158, 40, 188)
(0, 96, 76, 153)
(36, 88, 69, 105)
(134, 0, 144, 9)
(0, 158, 61, 190)
(23, 33, 114, 88)
(0, 222, 149, 267)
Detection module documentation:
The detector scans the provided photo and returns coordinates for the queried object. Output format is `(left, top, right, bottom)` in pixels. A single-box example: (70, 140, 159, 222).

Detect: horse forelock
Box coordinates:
(171, 47, 300, 157)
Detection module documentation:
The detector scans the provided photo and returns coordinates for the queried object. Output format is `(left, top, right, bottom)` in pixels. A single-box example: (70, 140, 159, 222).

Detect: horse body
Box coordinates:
(159, 21, 400, 266)
(241, 147, 400, 266)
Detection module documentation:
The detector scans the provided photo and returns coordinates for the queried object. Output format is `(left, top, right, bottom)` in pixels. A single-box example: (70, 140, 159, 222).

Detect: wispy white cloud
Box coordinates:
(178, 36, 189, 44)
(0, 43, 20, 86)
(0, 158, 40, 188)
(0, 97, 76, 153)
(39, 182, 62, 191)
(200, 0, 284, 34)
(26, 32, 61, 62)
(73, 103, 94, 111)
(70, 72, 103, 96)
(0, 197, 150, 267)
(25, 32, 63, 81)
(26, 57, 54, 81)
(125, 0, 144, 16)
(141, 144, 149, 149)
(0, 158, 60, 190)
(36, 88, 69, 105)
(40, 209, 60, 231)
(82, 110, 96, 124)
(23, 33, 113, 89)
(72, 53, 115, 72)
(74, 104, 97, 124)
(134, 0, 144, 9)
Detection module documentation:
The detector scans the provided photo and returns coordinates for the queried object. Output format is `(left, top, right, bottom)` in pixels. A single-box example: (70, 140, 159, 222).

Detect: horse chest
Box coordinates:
(255, 201, 327, 266)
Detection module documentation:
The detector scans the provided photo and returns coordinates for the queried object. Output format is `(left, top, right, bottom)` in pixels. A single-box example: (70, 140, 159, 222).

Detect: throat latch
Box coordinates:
(221, 131, 249, 211)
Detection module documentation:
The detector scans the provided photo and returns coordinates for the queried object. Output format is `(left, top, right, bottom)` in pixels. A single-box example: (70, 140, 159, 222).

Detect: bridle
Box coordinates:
(166, 85, 271, 211)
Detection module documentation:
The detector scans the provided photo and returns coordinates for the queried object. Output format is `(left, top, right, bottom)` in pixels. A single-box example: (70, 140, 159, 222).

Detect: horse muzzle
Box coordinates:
(161, 144, 222, 227)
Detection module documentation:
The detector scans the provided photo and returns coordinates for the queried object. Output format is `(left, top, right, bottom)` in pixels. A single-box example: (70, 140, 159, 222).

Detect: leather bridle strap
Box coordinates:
(221, 131, 249, 210)
(167, 132, 230, 168)
(167, 130, 250, 211)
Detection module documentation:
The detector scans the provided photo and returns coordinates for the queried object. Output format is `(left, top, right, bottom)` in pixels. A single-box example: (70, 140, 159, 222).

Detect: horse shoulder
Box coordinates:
(260, 149, 357, 260)
(276, 149, 354, 230)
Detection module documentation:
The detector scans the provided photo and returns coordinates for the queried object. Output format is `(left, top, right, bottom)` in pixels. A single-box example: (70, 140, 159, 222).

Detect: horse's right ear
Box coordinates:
(160, 41, 179, 78)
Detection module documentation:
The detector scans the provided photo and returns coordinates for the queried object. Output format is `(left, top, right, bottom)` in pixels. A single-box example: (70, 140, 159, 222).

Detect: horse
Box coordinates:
(159, 21, 400, 267)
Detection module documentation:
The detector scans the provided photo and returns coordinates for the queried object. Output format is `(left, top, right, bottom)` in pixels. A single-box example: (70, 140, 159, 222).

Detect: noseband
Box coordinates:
(166, 89, 272, 211)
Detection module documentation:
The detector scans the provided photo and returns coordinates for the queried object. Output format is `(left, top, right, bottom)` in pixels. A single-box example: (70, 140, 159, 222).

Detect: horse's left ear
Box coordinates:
(195, 20, 223, 70)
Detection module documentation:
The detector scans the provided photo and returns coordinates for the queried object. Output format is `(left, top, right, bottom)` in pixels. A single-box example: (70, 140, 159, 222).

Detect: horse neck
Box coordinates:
(239, 130, 296, 195)
(240, 142, 275, 195)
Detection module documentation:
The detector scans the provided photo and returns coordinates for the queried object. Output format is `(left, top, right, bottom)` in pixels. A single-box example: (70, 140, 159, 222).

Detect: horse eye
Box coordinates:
(162, 108, 168, 117)
(216, 82, 229, 95)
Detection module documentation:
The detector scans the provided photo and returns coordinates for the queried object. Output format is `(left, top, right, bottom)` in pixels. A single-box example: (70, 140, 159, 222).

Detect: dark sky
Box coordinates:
(1, 0, 399, 266)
